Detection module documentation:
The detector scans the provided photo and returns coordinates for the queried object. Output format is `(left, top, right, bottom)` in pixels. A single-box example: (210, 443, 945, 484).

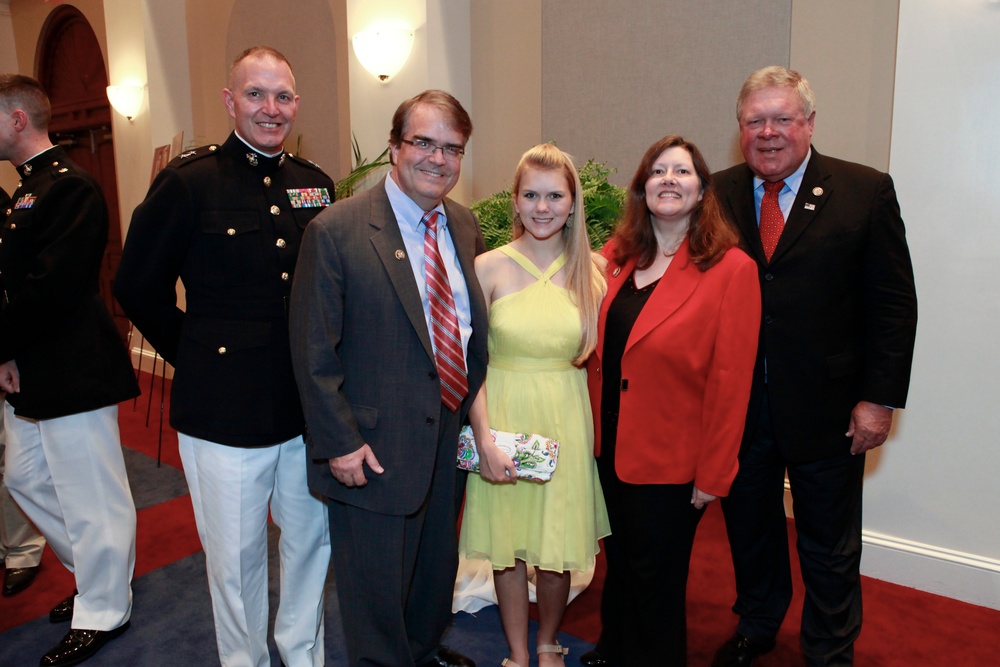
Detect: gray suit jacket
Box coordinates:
(290, 181, 488, 515)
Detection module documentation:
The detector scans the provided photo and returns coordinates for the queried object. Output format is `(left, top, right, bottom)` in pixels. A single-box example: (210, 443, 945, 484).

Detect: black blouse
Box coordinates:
(599, 271, 660, 460)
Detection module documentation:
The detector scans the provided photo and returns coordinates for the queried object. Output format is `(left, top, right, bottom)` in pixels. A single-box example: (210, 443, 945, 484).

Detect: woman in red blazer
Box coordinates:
(581, 136, 760, 667)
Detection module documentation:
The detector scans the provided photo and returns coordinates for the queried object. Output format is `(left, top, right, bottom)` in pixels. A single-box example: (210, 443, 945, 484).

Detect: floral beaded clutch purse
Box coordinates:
(456, 426, 559, 482)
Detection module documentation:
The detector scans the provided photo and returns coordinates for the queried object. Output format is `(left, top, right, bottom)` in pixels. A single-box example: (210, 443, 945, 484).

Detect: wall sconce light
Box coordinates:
(352, 27, 415, 82)
(106, 84, 145, 122)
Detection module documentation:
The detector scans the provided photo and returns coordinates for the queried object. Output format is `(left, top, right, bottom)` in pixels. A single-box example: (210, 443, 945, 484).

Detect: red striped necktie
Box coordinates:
(760, 180, 786, 262)
(422, 211, 468, 412)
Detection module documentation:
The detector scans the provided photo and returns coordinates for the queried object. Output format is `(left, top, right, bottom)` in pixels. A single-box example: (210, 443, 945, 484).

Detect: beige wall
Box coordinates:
(105, 0, 152, 235)
(791, 0, 898, 171)
(226, 0, 351, 176)
(540, 0, 791, 186)
(0, 0, 18, 192)
(469, 0, 542, 198)
(186, 0, 351, 178)
(346, 0, 427, 189)
(346, 0, 474, 204)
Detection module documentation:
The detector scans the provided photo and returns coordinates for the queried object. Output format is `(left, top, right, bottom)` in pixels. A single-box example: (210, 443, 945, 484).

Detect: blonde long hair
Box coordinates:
(511, 144, 606, 365)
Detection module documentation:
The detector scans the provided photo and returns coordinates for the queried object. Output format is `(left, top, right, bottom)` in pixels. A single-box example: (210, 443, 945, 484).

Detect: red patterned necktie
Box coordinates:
(759, 180, 786, 262)
(422, 211, 468, 412)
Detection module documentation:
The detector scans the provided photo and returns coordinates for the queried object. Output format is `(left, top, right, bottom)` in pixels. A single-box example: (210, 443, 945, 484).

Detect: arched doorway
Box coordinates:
(37, 6, 129, 339)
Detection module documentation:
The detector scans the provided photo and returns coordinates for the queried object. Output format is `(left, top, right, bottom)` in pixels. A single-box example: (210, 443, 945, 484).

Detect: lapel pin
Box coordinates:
(812, 187, 823, 196)
(612, 267, 621, 277)
(804, 203, 816, 211)
(395, 249, 406, 260)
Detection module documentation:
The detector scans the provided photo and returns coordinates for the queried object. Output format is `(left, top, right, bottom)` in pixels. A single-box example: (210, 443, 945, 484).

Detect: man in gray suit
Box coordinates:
(290, 90, 486, 667)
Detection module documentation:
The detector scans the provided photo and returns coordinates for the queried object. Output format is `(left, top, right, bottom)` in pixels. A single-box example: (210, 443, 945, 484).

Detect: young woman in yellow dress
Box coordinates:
(459, 144, 611, 667)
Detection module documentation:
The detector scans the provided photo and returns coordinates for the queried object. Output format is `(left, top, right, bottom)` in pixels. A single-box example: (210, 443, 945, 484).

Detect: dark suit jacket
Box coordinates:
(714, 148, 917, 463)
(587, 240, 761, 497)
(0, 147, 139, 419)
(289, 181, 489, 516)
(115, 132, 335, 447)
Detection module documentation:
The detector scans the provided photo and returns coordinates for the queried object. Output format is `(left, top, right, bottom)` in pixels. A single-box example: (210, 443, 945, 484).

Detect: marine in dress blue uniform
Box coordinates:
(1, 73, 139, 667)
(114, 48, 334, 667)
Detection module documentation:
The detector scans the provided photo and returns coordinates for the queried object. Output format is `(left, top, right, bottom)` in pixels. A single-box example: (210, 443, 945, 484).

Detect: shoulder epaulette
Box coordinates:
(285, 152, 329, 175)
(170, 144, 221, 168)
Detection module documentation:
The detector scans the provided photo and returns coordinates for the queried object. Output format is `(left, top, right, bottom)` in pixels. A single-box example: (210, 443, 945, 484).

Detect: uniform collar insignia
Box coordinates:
(225, 132, 283, 174)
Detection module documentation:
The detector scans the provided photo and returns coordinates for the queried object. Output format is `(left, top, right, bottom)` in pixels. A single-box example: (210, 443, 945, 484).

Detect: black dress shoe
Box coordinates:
(711, 634, 776, 667)
(40, 621, 130, 666)
(49, 592, 76, 624)
(430, 645, 476, 667)
(3, 565, 39, 596)
(579, 649, 616, 666)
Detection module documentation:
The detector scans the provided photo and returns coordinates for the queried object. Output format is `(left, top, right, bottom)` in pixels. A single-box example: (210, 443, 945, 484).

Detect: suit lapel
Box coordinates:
(722, 166, 767, 265)
(625, 240, 700, 351)
(597, 253, 637, 364)
(367, 190, 436, 361)
(770, 149, 832, 264)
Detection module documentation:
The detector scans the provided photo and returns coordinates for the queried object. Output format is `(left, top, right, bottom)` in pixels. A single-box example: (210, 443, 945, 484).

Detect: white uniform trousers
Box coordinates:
(3, 402, 136, 630)
(178, 433, 330, 667)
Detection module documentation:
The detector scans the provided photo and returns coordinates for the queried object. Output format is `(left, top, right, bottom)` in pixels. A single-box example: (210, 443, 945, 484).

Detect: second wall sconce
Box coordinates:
(106, 84, 146, 122)
(352, 27, 415, 82)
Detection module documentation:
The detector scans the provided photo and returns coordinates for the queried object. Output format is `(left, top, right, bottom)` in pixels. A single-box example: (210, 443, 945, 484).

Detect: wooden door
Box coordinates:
(38, 6, 129, 339)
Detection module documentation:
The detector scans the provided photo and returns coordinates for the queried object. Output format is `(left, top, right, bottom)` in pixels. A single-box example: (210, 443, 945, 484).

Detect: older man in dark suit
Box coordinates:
(290, 90, 486, 667)
(710, 67, 917, 667)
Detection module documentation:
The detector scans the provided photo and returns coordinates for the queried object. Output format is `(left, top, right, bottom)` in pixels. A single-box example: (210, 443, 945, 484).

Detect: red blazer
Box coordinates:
(587, 240, 761, 497)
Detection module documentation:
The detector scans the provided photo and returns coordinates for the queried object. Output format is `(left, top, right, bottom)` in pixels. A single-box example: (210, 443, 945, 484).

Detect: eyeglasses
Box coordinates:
(400, 138, 465, 160)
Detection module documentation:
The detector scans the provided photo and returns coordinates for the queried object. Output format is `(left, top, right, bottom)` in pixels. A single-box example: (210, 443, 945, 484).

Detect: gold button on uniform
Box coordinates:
(8, 223, 15, 230)
(276, 238, 286, 248)
(263, 176, 272, 187)
(280, 272, 290, 281)
(227, 228, 236, 236)
(217, 346, 227, 354)
(270, 205, 280, 215)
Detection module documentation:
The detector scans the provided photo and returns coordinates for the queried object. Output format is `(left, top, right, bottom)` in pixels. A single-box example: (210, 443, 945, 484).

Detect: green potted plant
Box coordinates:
(334, 135, 390, 200)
